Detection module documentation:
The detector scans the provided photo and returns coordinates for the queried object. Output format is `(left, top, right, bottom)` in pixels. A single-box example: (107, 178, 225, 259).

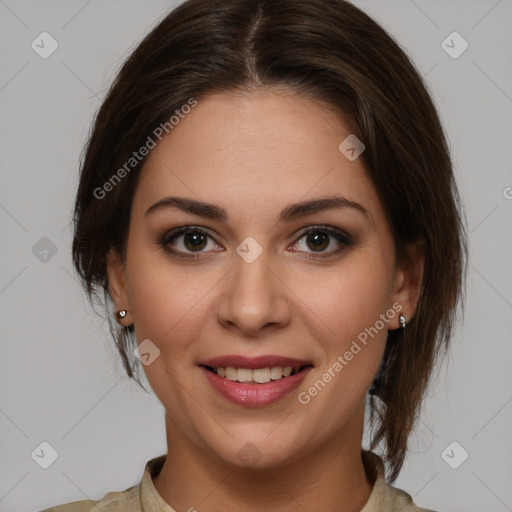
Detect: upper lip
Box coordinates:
(199, 355, 313, 369)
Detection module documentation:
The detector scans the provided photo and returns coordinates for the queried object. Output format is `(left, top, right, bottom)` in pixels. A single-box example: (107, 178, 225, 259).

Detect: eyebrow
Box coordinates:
(144, 195, 369, 222)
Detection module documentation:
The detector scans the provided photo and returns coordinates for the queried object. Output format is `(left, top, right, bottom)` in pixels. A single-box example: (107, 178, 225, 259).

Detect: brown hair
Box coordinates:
(72, 0, 468, 482)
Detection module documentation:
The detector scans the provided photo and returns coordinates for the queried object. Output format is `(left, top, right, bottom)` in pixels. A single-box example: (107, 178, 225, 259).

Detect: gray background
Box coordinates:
(1, 1, 511, 511)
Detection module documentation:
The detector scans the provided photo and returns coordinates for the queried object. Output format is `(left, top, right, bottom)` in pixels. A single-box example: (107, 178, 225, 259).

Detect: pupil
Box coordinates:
(307, 232, 328, 251)
(185, 232, 206, 251)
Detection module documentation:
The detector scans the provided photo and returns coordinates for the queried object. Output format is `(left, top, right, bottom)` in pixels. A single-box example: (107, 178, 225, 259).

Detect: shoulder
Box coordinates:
(38, 453, 167, 512)
(387, 484, 438, 512)
(361, 450, 438, 512)
(374, 478, 438, 512)
(39, 483, 141, 512)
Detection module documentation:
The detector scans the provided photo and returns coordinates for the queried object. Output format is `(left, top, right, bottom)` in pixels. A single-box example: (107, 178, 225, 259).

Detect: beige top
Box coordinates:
(41, 450, 436, 512)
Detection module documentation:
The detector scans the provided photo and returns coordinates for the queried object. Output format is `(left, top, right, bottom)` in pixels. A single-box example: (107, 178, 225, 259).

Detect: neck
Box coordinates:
(153, 409, 374, 512)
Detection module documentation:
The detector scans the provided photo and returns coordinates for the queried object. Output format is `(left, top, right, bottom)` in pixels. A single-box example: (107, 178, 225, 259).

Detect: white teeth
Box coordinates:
(270, 367, 283, 380)
(213, 366, 300, 383)
(237, 368, 253, 383)
(253, 368, 271, 383)
(225, 367, 238, 380)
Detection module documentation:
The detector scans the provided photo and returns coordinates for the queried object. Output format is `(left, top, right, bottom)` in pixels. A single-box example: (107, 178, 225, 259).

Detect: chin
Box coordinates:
(206, 429, 306, 471)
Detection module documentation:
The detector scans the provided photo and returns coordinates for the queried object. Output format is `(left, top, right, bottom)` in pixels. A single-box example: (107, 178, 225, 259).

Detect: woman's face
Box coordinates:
(108, 88, 420, 469)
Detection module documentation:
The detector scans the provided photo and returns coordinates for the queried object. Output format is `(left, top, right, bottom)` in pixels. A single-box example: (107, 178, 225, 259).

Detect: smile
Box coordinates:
(198, 355, 314, 406)
(204, 365, 307, 384)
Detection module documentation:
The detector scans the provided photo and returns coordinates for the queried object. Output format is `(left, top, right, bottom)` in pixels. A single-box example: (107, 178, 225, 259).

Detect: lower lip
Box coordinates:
(200, 366, 312, 406)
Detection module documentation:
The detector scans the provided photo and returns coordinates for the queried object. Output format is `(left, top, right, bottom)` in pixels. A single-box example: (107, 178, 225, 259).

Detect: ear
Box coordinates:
(106, 248, 132, 326)
(389, 237, 426, 329)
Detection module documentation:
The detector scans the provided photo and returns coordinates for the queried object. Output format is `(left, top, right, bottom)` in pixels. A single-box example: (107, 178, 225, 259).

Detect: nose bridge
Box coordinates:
(216, 241, 290, 335)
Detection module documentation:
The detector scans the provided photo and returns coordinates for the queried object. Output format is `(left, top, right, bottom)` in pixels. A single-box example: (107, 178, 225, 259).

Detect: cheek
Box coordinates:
(124, 239, 213, 354)
(293, 250, 392, 398)
(296, 250, 393, 336)
(296, 265, 390, 424)
(125, 251, 211, 410)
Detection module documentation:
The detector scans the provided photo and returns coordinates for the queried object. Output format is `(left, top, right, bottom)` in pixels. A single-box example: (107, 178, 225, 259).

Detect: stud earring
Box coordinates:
(116, 310, 128, 319)
(399, 314, 406, 329)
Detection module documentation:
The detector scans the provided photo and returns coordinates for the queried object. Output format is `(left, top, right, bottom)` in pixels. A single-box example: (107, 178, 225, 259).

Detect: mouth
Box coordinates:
(201, 364, 313, 384)
(198, 355, 314, 406)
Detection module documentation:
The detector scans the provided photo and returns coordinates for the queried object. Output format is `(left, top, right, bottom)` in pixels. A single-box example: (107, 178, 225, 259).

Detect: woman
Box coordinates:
(43, 0, 467, 510)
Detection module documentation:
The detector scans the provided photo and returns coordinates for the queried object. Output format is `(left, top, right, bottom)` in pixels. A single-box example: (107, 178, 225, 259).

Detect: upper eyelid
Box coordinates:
(163, 224, 350, 239)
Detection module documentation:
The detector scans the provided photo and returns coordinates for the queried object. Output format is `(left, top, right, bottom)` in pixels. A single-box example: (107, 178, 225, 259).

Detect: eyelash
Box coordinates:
(158, 225, 354, 260)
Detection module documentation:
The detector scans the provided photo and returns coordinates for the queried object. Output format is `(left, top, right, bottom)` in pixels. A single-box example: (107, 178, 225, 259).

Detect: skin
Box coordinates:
(107, 87, 425, 512)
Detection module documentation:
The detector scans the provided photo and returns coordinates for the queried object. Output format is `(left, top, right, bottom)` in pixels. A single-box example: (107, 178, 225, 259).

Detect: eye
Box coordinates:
(289, 226, 353, 258)
(159, 226, 222, 258)
(159, 225, 353, 260)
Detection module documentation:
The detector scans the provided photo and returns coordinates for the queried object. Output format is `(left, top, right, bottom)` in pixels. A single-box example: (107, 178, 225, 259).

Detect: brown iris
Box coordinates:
(184, 231, 208, 251)
(306, 231, 329, 252)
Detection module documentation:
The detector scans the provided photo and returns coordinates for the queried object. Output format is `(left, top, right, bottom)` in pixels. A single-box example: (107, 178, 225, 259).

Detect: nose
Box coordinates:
(215, 248, 291, 337)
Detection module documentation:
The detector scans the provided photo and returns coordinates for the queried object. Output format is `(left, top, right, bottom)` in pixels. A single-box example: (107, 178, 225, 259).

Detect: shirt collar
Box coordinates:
(139, 450, 417, 512)
(140, 453, 176, 511)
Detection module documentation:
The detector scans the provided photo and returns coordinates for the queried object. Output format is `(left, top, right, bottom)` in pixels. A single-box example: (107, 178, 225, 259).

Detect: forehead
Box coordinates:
(133, 88, 383, 224)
